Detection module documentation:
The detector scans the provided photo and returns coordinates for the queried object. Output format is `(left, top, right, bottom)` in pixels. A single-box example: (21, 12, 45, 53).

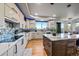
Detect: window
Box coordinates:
(36, 21, 47, 29)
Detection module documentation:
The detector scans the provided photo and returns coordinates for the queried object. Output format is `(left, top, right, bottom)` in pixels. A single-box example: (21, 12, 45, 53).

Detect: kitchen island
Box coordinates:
(43, 34, 79, 56)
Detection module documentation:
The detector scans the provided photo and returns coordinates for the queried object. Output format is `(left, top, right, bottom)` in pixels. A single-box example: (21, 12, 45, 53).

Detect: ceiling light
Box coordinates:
(52, 14, 56, 17)
(34, 13, 38, 16)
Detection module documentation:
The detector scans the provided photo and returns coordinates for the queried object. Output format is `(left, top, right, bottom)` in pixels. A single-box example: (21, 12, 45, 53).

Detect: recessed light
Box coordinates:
(34, 13, 38, 16)
(52, 14, 56, 17)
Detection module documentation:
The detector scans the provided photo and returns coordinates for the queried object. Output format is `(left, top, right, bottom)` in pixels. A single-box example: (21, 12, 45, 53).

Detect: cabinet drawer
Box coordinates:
(67, 39, 76, 47)
(66, 47, 76, 56)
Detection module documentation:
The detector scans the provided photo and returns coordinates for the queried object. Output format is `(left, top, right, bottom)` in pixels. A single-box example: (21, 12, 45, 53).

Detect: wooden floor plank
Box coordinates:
(26, 39, 47, 56)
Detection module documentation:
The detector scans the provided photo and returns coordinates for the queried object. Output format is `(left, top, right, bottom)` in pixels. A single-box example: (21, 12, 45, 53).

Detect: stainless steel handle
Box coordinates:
(14, 44, 17, 54)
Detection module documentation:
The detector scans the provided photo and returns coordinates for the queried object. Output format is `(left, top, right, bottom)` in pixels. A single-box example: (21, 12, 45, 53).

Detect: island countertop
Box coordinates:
(43, 33, 79, 41)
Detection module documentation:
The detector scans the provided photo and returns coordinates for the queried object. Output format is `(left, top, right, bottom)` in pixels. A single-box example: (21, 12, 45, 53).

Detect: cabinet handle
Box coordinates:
(14, 45, 17, 54)
(21, 39, 24, 45)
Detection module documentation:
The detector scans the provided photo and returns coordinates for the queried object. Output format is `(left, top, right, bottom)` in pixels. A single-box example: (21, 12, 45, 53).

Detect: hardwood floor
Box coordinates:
(26, 39, 47, 56)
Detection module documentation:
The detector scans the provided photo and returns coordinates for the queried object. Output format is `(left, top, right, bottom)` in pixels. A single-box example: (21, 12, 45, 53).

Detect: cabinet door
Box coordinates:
(0, 3, 4, 19)
(5, 4, 14, 18)
(43, 36, 52, 56)
(0, 4, 5, 29)
(24, 33, 28, 47)
(52, 40, 67, 56)
(17, 40, 23, 56)
(13, 45, 17, 56)
(1, 51, 8, 56)
(8, 47, 14, 56)
(5, 4, 18, 21)
(66, 39, 76, 56)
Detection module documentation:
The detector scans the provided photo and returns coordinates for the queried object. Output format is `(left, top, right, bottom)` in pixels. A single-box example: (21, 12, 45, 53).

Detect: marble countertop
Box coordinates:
(43, 33, 79, 41)
(0, 35, 24, 56)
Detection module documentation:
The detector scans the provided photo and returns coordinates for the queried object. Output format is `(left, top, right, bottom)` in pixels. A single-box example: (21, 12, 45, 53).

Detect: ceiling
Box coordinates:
(16, 3, 30, 18)
(16, 3, 79, 22)
(27, 3, 79, 21)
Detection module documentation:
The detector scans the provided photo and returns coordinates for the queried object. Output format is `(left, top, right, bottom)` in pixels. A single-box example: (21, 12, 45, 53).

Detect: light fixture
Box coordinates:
(34, 13, 38, 16)
(52, 14, 56, 17)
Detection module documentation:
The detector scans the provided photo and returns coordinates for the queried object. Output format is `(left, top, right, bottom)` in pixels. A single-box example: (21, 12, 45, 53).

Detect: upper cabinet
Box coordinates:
(5, 3, 20, 21)
(0, 4, 4, 19)
(0, 3, 25, 29)
(26, 20, 36, 29)
(0, 4, 6, 29)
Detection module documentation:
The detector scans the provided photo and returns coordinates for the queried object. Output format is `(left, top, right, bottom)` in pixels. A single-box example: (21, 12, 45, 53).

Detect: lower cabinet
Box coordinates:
(14, 39, 24, 56)
(1, 37, 25, 56)
(43, 36, 52, 56)
(8, 46, 14, 56)
(66, 39, 77, 56)
(1, 51, 8, 56)
(52, 40, 67, 56)
(24, 33, 29, 47)
(43, 36, 77, 56)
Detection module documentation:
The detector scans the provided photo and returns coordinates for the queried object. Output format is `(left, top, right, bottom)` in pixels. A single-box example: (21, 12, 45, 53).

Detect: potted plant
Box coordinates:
(50, 28, 57, 36)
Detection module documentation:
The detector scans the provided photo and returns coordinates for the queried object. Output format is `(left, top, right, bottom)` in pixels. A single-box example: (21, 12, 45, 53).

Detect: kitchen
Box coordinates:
(0, 3, 79, 56)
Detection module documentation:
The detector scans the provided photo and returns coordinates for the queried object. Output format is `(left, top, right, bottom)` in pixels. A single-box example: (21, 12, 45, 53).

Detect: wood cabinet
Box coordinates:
(43, 36, 77, 56)
(52, 40, 67, 56)
(43, 36, 52, 56)
(66, 39, 77, 56)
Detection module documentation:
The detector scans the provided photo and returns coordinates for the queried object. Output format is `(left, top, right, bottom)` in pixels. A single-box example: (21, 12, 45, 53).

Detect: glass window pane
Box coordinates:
(36, 21, 47, 29)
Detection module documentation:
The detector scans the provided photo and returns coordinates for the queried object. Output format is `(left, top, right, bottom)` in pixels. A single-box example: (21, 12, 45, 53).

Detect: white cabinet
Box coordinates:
(0, 4, 5, 29)
(24, 33, 29, 47)
(13, 44, 17, 56)
(17, 39, 23, 56)
(28, 32, 32, 40)
(30, 32, 43, 39)
(14, 38, 24, 56)
(0, 3, 4, 19)
(1, 51, 8, 56)
(26, 20, 35, 29)
(5, 4, 15, 19)
(5, 3, 19, 21)
(8, 46, 14, 56)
